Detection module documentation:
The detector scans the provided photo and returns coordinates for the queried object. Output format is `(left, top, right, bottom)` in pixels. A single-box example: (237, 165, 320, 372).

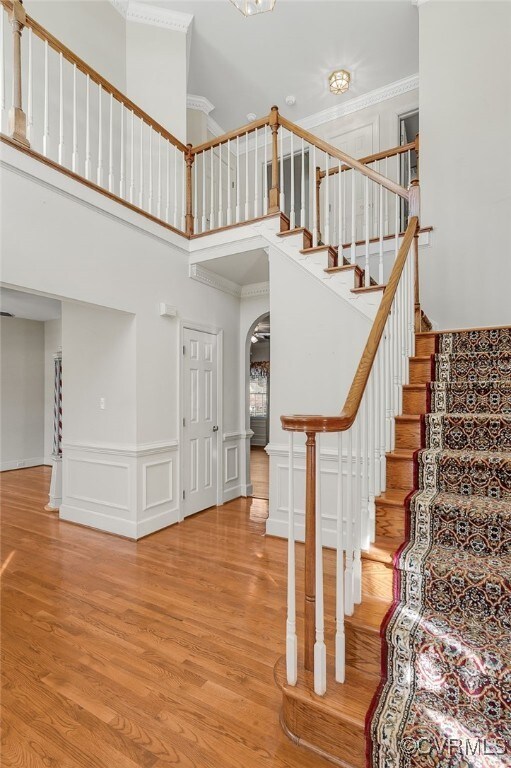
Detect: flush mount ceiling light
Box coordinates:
(329, 69, 351, 95)
(230, 0, 276, 17)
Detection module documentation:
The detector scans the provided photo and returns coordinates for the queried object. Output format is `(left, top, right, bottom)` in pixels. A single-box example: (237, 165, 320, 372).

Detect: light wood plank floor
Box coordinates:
(1, 467, 332, 768)
(251, 447, 269, 500)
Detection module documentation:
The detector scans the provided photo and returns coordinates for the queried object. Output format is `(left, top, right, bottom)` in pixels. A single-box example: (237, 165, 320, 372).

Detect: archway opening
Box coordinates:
(247, 313, 270, 500)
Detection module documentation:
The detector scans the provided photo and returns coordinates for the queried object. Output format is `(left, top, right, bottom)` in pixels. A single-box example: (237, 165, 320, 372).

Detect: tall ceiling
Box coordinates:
(161, 1, 419, 131)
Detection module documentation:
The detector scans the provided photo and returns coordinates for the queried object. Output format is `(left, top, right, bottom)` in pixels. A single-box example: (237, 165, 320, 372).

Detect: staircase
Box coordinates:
(276, 325, 511, 767)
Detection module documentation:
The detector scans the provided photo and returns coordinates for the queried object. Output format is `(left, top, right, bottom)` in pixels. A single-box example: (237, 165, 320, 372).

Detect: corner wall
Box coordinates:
(0, 317, 45, 471)
(419, 1, 511, 329)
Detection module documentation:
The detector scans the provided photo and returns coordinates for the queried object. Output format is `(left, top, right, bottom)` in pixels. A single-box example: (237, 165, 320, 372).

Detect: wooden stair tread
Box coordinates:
(275, 655, 378, 727)
(363, 536, 402, 565)
(276, 226, 312, 239)
(324, 264, 363, 275)
(395, 414, 421, 423)
(377, 488, 410, 507)
(300, 245, 335, 255)
(351, 284, 386, 294)
(403, 383, 427, 391)
(346, 595, 390, 632)
(279, 212, 290, 232)
(410, 355, 432, 362)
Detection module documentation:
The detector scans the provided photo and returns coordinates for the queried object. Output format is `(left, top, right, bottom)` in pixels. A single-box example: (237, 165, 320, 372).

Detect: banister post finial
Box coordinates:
(8, 0, 30, 147)
(268, 106, 280, 214)
(185, 142, 194, 237)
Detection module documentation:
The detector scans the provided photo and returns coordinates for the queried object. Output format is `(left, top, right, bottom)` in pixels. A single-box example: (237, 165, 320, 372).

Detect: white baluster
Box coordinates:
(361, 395, 370, 552)
(279, 126, 285, 214)
(380, 337, 387, 492)
(407, 148, 412, 190)
(26, 27, 32, 141)
(193, 148, 197, 232)
(165, 139, 170, 222)
(84, 75, 90, 180)
(254, 128, 259, 218)
(119, 105, 125, 198)
(244, 131, 249, 221)
(325, 155, 330, 246)
(148, 127, 153, 213)
(384, 157, 389, 235)
(314, 434, 326, 697)
(138, 117, 143, 209)
(202, 151, 207, 232)
(364, 175, 370, 286)
(368, 367, 376, 544)
(181, 151, 186, 231)
(350, 170, 356, 264)
(157, 133, 162, 218)
(227, 139, 232, 226)
(263, 126, 268, 216)
(345, 427, 354, 616)
(286, 432, 297, 687)
(236, 136, 241, 223)
(173, 144, 178, 227)
(210, 148, 215, 229)
(129, 111, 135, 204)
(342, 168, 347, 256)
(43, 40, 50, 157)
(108, 93, 114, 192)
(300, 138, 305, 228)
(58, 53, 64, 165)
(218, 141, 223, 227)
(289, 131, 295, 229)
(335, 431, 345, 683)
(338, 163, 343, 258)
(353, 415, 362, 605)
(72, 64, 78, 172)
(312, 145, 318, 247)
(97, 85, 103, 186)
(378, 179, 384, 284)
(394, 192, 399, 258)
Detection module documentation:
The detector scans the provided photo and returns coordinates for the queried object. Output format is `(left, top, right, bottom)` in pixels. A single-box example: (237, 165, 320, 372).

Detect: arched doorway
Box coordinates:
(245, 312, 270, 500)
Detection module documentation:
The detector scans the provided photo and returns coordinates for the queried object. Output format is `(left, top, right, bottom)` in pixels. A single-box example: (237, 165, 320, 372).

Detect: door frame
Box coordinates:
(179, 320, 224, 522)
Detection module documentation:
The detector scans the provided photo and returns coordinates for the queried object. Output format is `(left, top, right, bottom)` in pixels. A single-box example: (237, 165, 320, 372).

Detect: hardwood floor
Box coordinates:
(1, 467, 332, 768)
(251, 447, 269, 500)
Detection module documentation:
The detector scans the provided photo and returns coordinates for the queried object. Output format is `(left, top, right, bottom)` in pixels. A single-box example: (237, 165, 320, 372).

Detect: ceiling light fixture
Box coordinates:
(329, 69, 351, 95)
(230, 0, 276, 17)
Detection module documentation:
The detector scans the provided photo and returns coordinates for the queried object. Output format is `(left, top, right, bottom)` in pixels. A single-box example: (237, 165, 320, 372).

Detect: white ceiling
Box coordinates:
(0, 288, 61, 321)
(162, 1, 418, 131)
(199, 248, 269, 284)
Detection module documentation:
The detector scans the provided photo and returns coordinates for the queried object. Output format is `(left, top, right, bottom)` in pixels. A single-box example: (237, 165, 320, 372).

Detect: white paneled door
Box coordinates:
(183, 328, 218, 517)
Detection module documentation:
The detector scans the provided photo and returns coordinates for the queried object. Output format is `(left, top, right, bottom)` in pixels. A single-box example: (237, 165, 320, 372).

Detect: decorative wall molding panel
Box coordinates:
(61, 441, 180, 539)
(297, 74, 419, 132)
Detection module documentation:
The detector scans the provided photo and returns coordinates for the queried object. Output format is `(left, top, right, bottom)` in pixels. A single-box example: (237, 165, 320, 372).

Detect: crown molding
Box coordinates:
(241, 281, 269, 298)
(297, 73, 419, 132)
(189, 265, 269, 299)
(109, 1, 193, 33)
(187, 94, 215, 115)
(189, 264, 241, 297)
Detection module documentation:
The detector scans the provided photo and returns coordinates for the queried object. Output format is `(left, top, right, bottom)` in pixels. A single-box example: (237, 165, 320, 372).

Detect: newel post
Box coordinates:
(185, 143, 194, 236)
(409, 178, 422, 332)
(8, 0, 29, 147)
(304, 431, 317, 672)
(268, 106, 280, 214)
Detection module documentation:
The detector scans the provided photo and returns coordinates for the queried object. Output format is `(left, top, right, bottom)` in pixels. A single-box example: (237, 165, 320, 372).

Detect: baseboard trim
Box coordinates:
(223, 485, 242, 503)
(0, 457, 45, 472)
(137, 507, 180, 539)
(59, 504, 137, 539)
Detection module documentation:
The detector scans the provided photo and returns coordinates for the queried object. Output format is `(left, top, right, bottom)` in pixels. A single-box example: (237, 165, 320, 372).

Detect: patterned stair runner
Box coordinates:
(369, 328, 511, 768)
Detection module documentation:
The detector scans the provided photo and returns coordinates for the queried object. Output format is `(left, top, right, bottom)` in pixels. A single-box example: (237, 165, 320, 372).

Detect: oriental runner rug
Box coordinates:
(369, 327, 511, 768)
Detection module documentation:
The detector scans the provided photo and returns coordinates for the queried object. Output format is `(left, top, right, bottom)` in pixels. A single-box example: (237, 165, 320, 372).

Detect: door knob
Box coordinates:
(212, 425, 219, 432)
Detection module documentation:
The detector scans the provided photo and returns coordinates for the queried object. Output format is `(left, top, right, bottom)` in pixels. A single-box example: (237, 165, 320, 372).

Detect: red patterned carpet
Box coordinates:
(369, 328, 511, 767)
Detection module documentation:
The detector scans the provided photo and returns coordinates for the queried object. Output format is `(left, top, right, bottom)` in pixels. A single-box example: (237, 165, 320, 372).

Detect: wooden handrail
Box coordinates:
(0, 0, 188, 154)
(190, 115, 271, 155)
(279, 115, 409, 201)
(281, 216, 419, 434)
(318, 139, 417, 180)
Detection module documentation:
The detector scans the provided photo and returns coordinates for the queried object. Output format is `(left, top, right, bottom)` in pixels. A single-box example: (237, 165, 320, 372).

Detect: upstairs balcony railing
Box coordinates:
(1, 0, 420, 291)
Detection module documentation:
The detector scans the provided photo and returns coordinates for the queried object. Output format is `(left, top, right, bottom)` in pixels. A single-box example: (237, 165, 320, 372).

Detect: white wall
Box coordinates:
(43, 317, 61, 464)
(24, 1, 127, 91)
(419, 1, 511, 329)
(0, 317, 45, 471)
(126, 22, 187, 142)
